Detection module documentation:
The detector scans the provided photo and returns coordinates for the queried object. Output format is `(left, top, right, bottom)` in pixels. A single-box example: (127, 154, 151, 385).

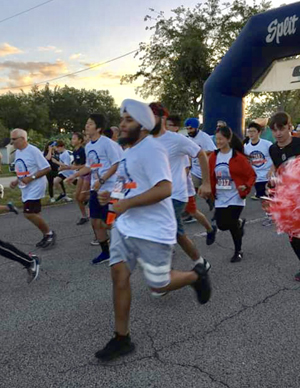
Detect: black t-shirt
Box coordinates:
(269, 137, 300, 169)
(44, 150, 60, 172)
(73, 146, 86, 166)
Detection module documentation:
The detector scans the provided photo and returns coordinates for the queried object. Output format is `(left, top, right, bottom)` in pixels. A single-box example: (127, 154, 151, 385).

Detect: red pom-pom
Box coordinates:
(268, 157, 300, 238)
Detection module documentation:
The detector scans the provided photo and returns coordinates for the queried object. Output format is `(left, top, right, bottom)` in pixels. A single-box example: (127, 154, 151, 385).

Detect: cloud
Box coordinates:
(0, 43, 23, 57)
(38, 45, 62, 53)
(70, 53, 82, 60)
(98, 71, 121, 80)
(0, 60, 70, 87)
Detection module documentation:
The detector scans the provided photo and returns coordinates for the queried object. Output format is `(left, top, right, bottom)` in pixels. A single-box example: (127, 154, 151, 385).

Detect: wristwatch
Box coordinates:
(31, 175, 36, 180)
(99, 178, 105, 185)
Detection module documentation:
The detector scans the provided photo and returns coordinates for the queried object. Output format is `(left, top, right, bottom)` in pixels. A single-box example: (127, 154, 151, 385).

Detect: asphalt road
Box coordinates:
(0, 197, 299, 388)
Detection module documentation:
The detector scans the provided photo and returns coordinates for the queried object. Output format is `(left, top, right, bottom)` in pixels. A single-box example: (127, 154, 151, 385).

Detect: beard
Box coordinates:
(150, 117, 162, 136)
(118, 124, 142, 146)
(187, 129, 198, 138)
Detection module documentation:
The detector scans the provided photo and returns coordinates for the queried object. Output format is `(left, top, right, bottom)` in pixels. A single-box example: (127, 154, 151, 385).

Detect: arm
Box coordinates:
(21, 167, 51, 185)
(65, 166, 91, 183)
(45, 148, 53, 161)
(93, 163, 119, 191)
(196, 150, 211, 198)
(113, 180, 172, 215)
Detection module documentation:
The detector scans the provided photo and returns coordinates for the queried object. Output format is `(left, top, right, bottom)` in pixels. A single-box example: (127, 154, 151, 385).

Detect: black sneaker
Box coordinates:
(27, 254, 41, 284)
(230, 251, 243, 263)
(95, 333, 135, 361)
(206, 225, 217, 246)
(55, 193, 66, 202)
(239, 218, 246, 237)
(191, 261, 212, 305)
(7, 202, 18, 215)
(41, 231, 56, 248)
(76, 217, 89, 225)
(36, 235, 48, 248)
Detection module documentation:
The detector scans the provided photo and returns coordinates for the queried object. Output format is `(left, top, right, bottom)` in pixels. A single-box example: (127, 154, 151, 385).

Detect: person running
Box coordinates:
(60, 133, 89, 225)
(44, 141, 67, 203)
(66, 114, 121, 264)
(209, 126, 256, 262)
(0, 239, 40, 283)
(9, 129, 56, 248)
(94, 99, 212, 362)
(53, 141, 73, 202)
(268, 112, 300, 281)
(150, 103, 216, 260)
(244, 122, 273, 200)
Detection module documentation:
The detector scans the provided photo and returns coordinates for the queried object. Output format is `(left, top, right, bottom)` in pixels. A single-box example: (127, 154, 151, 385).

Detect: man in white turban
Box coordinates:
(95, 99, 212, 361)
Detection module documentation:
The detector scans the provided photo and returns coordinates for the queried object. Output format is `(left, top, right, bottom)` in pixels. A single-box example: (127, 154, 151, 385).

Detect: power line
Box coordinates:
(0, 49, 139, 91)
(0, 0, 55, 24)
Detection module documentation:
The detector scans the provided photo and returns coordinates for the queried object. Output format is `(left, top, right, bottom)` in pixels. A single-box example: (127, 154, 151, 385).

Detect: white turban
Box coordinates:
(120, 99, 156, 131)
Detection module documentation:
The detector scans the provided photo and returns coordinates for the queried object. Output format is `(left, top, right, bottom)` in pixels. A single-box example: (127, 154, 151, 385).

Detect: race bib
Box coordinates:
(216, 177, 232, 190)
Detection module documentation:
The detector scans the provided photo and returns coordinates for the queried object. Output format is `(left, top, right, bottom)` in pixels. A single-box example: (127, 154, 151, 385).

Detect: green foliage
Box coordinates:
(121, 0, 271, 118)
(0, 85, 120, 138)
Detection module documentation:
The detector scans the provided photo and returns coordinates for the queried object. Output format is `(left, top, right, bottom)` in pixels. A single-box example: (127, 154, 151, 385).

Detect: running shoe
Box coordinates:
(183, 215, 197, 224)
(77, 217, 89, 225)
(55, 193, 66, 202)
(0, 184, 4, 199)
(7, 202, 18, 214)
(191, 260, 212, 304)
(64, 196, 73, 202)
(95, 333, 135, 361)
(36, 235, 48, 248)
(262, 217, 272, 227)
(91, 251, 110, 265)
(230, 251, 243, 263)
(27, 254, 41, 284)
(294, 271, 300, 282)
(206, 225, 217, 246)
(250, 195, 259, 200)
(41, 231, 56, 249)
(90, 239, 100, 246)
(49, 197, 56, 204)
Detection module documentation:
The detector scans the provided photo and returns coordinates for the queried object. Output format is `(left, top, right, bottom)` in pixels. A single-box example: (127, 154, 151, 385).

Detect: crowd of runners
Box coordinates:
(0, 100, 300, 362)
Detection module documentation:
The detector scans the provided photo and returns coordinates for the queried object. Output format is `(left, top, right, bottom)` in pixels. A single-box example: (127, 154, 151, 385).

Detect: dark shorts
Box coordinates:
(89, 190, 109, 220)
(254, 181, 267, 198)
(172, 199, 187, 236)
(23, 200, 42, 214)
(58, 173, 66, 181)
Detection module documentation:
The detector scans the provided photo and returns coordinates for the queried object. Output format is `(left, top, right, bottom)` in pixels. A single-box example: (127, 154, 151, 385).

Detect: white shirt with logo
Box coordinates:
(85, 136, 121, 192)
(188, 131, 216, 178)
(14, 144, 50, 202)
(155, 131, 200, 202)
(244, 139, 273, 182)
(59, 150, 73, 178)
(214, 150, 245, 208)
(112, 136, 176, 245)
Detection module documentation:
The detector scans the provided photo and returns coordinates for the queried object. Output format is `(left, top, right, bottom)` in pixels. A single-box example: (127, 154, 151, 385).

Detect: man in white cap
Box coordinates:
(94, 99, 212, 362)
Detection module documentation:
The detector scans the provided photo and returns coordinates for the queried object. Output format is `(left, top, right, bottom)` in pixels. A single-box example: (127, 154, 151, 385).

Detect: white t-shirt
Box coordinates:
(244, 139, 273, 182)
(14, 144, 50, 202)
(188, 131, 217, 178)
(85, 136, 121, 192)
(184, 156, 196, 197)
(154, 131, 200, 202)
(112, 136, 177, 244)
(59, 150, 73, 178)
(214, 150, 245, 208)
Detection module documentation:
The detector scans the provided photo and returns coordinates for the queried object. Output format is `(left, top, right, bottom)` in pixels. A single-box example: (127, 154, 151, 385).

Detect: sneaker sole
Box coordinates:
(91, 258, 110, 265)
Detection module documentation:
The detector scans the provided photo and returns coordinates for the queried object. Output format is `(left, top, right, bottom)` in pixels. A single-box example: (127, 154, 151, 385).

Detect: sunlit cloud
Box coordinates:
(38, 45, 62, 53)
(0, 43, 23, 57)
(70, 53, 82, 60)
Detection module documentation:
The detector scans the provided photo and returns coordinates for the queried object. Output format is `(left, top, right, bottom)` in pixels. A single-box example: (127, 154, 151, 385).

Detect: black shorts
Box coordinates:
(89, 191, 109, 220)
(23, 200, 42, 214)
(58, 173, 67, 181)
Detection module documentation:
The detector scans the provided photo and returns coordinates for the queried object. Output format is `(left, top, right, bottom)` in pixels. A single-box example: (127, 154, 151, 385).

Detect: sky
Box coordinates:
(0, 0, 297, 105)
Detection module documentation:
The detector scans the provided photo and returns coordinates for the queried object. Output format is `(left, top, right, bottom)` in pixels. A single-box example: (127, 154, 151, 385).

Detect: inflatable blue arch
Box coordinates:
(203, 2, 300, 137)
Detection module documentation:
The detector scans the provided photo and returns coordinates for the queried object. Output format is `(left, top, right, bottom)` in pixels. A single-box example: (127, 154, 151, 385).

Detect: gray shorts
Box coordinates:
(109, 227, 173, 289)
(191, 174, 202, 190)
(172, 199, 187, 236)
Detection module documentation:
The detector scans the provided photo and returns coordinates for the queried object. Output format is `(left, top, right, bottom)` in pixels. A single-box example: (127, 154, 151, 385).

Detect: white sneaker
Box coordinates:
(50, 198, 56, 203)
(64, 196, 73, 202)
(27, 255, 40, 284)
(90, 239, 100, 246)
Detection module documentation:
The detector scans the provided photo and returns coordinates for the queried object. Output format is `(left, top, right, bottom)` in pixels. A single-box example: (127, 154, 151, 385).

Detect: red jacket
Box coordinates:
(209, 149, 256, 199)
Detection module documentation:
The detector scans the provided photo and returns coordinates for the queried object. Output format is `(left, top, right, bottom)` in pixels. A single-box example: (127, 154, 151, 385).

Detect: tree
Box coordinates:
(121, 0, 271, 118)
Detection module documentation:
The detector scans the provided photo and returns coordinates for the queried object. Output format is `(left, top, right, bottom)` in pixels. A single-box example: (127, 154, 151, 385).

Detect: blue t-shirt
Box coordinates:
(73, 146, 86, 166)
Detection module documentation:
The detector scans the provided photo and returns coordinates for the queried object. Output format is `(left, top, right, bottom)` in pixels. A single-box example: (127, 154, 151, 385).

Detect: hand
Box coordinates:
(98, 190, 110, 206)
(21, 176, 33, 185)
(10, 180, 18, 189)
(93, 180, 101, 191)
(113, 199, 130, 215)
(65, 175, 76, 185)
(58, 165, 67, 171)
(198, 183, 211, 199)
(238, 185, 247, 192)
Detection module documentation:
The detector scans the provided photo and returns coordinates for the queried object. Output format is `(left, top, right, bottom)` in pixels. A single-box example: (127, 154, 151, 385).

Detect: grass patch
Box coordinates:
(0, 185, 77, 209)
(0, 164, 14, 177)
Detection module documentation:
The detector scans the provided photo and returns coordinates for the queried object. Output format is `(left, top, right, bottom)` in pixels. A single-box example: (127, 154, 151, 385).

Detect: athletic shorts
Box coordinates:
(89, 190, 109, 220)
(185, 196, 197, 214)
(23, 199, 42, 214)
(109, 227, 173, 289)
(191, 174, 202, 190)
(82, 173, 91, 183)
(172, 199, 187, 236)
(57, 173, 66, 181)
